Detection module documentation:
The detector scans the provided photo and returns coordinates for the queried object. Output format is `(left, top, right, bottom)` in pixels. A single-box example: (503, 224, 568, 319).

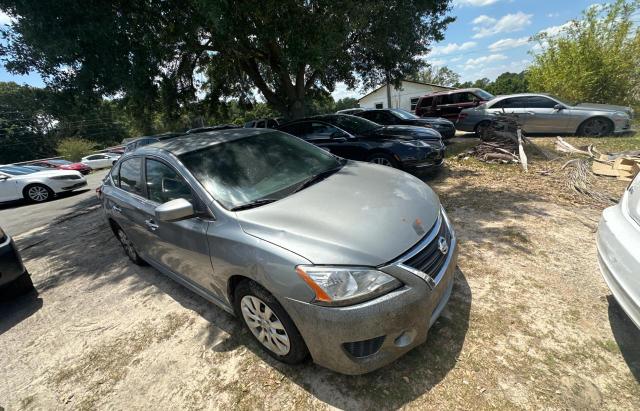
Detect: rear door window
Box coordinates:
(526, 96, 557, 108)
(418, 97, 433, 109)
(118, 158, 144, 196)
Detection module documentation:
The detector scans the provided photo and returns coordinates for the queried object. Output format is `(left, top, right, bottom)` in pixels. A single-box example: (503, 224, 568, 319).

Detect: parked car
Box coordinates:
(0, 165, 87, 203)
(355, 108, 456, 139)
(124, 132, 183, 153)
(29, 159, 91, 175)
(457, 94, 633, 137)
(101, 129, 457, 374)
(186, 125, 241, 134)
(336, 108, 365, 115)
(243, 118, 282, 129)
(81, 153, 120, 169)
(415, 88, 494, 121)
(0, 225, 34, 299)
(597, 172, 640, 328)
(277, 114, 445, 173)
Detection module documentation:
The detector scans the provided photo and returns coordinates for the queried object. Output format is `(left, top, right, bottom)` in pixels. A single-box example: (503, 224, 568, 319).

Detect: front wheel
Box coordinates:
(234, 281, 308, 364)
(23, 184, 53, 203)
(578, 118, 614, 137)
(367, 153, 398, 168)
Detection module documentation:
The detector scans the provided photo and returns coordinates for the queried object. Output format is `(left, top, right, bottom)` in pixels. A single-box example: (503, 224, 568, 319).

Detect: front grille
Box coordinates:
(404, 217, 451, 278)
(343, 336, 385, 358)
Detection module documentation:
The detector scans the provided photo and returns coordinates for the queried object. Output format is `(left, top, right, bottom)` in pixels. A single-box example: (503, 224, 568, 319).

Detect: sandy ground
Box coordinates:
(1, 149, 639, 410)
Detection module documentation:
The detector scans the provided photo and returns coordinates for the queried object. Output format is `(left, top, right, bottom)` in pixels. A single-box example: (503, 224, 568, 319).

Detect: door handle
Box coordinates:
(526, 111, 536, 115)
(112, 205, 122, 213)
(145, 219, 159, 231)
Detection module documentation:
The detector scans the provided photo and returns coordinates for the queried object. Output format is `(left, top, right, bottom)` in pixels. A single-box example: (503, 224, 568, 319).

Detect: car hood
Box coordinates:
(365, 125, 442, 141)
(410, 118, 454, 127)
(236, 161, 441, 266)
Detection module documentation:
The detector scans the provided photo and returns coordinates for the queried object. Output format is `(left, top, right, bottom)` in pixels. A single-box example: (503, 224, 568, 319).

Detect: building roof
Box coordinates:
(357, 79, 456, 102)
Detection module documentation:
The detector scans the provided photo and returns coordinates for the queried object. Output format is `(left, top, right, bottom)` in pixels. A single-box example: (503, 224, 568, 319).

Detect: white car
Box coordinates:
(0, 165, 88, 203)
(81, 153, 120, 170)
(597, 172, 640, 328)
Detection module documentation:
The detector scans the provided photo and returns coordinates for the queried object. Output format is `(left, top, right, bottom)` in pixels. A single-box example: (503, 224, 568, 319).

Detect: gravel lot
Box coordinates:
(1, 140, 639, 410)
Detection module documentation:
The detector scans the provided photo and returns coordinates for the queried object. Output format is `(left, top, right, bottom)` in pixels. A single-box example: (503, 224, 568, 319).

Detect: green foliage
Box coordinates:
(56, 137, 95, 162)
(0, 0, 454, 120)
(528, 0, 640, 108)
(486, 72, 529, 95)
(334, 97, 360, 112)
(410, 66, 460, 87)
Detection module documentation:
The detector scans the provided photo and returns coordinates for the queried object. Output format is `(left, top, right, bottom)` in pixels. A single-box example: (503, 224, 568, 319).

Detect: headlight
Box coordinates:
(613, 111, 629, 118)
(402, 140, 432, 148)
(296, 266, 402, 306)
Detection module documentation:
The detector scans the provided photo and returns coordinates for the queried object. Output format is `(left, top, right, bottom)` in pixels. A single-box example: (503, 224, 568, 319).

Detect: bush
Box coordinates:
(56, 137, 95, 162)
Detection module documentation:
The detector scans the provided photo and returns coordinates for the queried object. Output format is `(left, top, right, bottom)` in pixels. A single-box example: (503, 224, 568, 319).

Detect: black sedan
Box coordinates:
(0, 226, 34, 300)
(355, 108, 456, 139)
(277, 114, 445, 174)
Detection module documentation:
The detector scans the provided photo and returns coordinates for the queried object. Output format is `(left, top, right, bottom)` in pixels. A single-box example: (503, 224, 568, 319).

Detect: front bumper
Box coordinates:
(596, 203, 640, 329)
(61, 181, 88, 191)
(282, 239, 458, 375)
(0, 234, 26, 288)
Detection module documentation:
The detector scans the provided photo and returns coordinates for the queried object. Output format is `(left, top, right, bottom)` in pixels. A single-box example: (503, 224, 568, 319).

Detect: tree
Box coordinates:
(486, 72, 529, 95)
(335, 97, 360, 111)
(0, 1, 454, 121)
(528, 0, 640, 108)
(56, 137, 95, 162)
(410, 66, 460, 87)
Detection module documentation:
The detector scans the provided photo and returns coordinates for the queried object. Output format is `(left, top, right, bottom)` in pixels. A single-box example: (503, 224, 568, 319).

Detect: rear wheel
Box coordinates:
(475, 121, 492, 139)
(234, 280, 308, 364)
(116, 227, 146, 265)
(23, 184, 52, 203)
(367, 153, 398, 168)
(578, 117, 614, 137)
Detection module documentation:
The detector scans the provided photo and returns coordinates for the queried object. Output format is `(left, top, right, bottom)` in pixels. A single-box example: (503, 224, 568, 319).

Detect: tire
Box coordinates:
(577, 117, 614, 137)
(367, 153, 399, 168)
(23, 184, 53, 203)
(0, 272, 35, 300)
(115, 226, 146, 265)
(234, 280, 309, 364)
(474, 121, 492, 139)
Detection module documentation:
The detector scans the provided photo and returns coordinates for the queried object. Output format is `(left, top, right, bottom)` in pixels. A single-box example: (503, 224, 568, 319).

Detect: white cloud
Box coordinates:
(429, 59, 448, 66)
(547, 12, 560, 18)
(331, 82, 360, 101)
(488, 36, 530, 51)
(455, 0, 501, 6)
(0, 11, 13, 25)
(459, 59, 531, 82)
(472, 12, 532, 38)
(450, 56, 463, 62)
(539, 21, 573, 37)
(464, 54, 508, 69)
(429, 41, 477, 56)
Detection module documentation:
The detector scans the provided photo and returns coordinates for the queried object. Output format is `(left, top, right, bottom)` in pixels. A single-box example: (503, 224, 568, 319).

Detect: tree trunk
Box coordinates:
(385, 71, 392, 108)
(286, 94, 305, 120)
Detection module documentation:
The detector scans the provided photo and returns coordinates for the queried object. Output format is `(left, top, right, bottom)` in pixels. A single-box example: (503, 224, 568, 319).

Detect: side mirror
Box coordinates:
(155, 198, 194, 222)
(554, 104, 564, 111)
(473, 99, 480, 106)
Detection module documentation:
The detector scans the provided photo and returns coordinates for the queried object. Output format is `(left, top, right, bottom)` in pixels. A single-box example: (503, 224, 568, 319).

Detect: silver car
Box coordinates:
(101, 129, 458, 374)
(597, 172, 640, 328)
(457, 93, 633, 136)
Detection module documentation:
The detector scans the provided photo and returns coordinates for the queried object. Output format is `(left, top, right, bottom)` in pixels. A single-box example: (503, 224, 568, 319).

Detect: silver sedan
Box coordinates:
(100, 129, 458, 374)
(597, 172, 640, 328)
(457, 93, 633, 136)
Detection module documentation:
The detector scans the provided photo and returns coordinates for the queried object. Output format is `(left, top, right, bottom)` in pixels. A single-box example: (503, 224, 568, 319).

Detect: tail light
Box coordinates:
(96, 185, 103, 199)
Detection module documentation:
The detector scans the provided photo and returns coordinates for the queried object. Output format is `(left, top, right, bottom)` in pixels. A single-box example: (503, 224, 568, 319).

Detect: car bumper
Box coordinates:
(596, 203, 640, 329)
(281, 242, 458, 375)
(60, 181, 88, 191)
(0, 234, 26, 288)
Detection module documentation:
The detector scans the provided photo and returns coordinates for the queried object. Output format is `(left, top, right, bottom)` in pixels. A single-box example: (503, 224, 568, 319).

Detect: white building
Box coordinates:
(358, 80, 454, 112)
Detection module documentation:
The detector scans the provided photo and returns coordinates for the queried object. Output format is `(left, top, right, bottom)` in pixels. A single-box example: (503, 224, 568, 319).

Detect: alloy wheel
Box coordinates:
(240, 295, 291, 356)
(583, 118, 609, 136)
(118, 229, 137, 260)
(28, 185, 49, 202)
(369, 157, 393, 167)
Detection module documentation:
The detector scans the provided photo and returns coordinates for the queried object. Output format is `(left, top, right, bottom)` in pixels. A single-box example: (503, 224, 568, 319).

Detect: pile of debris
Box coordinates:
(457, 112, 532, 171)
(556, 137, 640, 181)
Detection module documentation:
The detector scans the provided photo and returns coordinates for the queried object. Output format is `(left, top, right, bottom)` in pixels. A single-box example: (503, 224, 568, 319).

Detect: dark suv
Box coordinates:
(355, 108, 456, 139)
(415, 88, 494, 121)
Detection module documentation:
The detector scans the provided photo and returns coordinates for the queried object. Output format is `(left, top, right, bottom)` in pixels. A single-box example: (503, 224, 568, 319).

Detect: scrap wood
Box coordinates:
(555, 137, 593, 156)
(562, 159, 617, 205)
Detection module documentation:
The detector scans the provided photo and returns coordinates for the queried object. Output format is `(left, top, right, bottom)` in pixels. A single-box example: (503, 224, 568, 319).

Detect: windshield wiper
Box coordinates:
(294, 164, 345, 193)
(230, 198, 278, 211)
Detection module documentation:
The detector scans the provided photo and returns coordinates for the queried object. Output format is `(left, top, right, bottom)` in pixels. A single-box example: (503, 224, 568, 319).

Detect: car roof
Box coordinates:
(421, 88, 487, 97)
(137, 128, 274, 156)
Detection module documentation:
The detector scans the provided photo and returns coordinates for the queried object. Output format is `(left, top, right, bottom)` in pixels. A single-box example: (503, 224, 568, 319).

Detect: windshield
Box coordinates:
(179, 131, 342, 210)
(49, 159, 72, 165)
(0, 166, 38, 175)
(318, 115, 381, 134)
(475, 89, 495, 100)
(390, 108, 419, 120)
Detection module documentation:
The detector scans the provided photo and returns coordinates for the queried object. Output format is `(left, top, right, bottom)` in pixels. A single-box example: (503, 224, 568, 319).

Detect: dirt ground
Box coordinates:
(1, 137, 639, 410)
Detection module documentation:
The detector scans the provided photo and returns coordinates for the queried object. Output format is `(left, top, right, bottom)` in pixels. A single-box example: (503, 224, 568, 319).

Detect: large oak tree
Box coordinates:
(0, 1, 453, 122)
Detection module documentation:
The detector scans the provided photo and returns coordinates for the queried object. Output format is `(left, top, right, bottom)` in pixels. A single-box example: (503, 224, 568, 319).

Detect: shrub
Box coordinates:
(56, 137, 95, 162)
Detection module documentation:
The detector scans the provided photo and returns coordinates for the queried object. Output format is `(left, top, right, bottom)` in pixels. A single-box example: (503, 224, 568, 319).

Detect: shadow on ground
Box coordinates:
(0, 289, 43, 336)
(608, 296, 640, 383)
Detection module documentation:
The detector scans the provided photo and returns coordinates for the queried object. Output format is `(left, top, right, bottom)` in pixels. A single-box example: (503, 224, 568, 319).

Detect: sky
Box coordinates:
(0, 1, 608, 99)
